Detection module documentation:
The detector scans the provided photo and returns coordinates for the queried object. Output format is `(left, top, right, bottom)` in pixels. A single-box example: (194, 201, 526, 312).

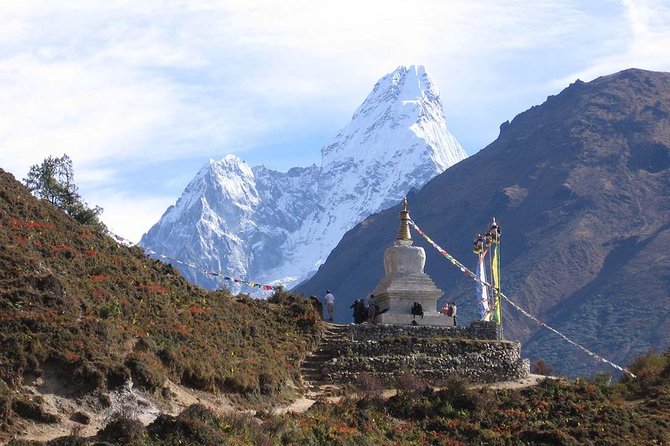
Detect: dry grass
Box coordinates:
(0, 169, 321, 434)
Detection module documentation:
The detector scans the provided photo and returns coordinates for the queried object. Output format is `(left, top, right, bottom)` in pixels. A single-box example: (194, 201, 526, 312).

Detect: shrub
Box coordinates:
(267, 289, 298, 304)
(0, 379, 12, 422)
(439, 376, 481, 412)
(148, 404, 227, 446)
(71, 362, 105, 393)
(531, 359, 553, 376)
(355, 372, 384, 403)
(98, 417, 147, 444)
(11, 398, 60, 424)
(98, 300, 121, 319)
(105, 364, 131, 389)
(258, 370, 279, 395)
(69, 411, 91, 425)
(395, 371, 428, 397)
(125, 352, 166, 391)
(622, 350, 670, 396)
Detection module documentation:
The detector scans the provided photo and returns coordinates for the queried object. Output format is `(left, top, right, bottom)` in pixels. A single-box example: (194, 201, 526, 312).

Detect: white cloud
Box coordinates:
(0, 0, 667, 242)
(553, 0, 670, 86)
(89, 190, 175, 243)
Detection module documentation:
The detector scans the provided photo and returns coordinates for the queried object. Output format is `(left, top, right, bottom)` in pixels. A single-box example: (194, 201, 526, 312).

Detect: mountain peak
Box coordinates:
(142, 66, 467, 291)
(210, 154, 253, 178)
(386, 64, 438, 100)
(348, 64, 439, 124)
(321, 64, 461, 168)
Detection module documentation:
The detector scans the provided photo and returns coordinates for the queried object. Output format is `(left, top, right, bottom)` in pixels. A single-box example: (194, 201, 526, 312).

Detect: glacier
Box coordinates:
(140, 65, 468, 292)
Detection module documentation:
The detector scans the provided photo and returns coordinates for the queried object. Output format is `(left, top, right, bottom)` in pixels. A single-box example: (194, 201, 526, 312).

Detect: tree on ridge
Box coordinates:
(24, 154, 104, 227)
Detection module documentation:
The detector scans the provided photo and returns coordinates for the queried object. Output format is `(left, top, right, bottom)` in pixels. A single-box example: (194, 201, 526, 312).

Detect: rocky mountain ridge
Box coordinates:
(141, 65, 467, 290)
(297, 68, 670, 377)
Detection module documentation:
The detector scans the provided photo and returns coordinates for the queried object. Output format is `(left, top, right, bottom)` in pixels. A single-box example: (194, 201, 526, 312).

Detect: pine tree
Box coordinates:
(24, 154, 104, 227)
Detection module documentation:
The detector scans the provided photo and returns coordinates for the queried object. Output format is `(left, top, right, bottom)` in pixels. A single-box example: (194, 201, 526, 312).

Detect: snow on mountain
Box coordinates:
(141, 65, 468, 291)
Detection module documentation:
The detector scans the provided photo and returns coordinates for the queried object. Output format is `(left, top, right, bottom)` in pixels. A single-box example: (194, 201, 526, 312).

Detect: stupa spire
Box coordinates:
(397, 197, 412, 242)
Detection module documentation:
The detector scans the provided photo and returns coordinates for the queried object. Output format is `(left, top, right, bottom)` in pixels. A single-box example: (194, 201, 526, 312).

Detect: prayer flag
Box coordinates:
(477, 252, 491, 320)
(492, 243, 502, 325)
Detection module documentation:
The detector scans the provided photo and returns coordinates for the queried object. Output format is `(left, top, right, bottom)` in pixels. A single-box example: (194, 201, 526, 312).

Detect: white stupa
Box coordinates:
(371, 198, 452, 326)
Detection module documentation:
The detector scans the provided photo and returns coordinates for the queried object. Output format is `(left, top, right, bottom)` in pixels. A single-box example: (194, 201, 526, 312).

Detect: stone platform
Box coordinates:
(321, 321, 528, 385)
(375, 313, 454, 326)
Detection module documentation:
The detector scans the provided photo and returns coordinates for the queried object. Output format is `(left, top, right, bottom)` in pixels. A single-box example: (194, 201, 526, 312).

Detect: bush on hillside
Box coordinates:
(0, 379, 11, 423)
(621, 348, 670, 397)
(11, 398, 60, 424)
(148, 404, 228, 445)
(394, 371, 428, 399)
(530, 359, 553, 376)
(354, 372, 384, 404)
(98, 417, 147, 444)
(23, 154, 103, 227)
(125, 351, 167, 391)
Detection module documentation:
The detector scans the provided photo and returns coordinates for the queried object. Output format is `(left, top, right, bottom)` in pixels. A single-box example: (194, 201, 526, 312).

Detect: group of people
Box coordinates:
(309, 289, 458, 325)
(350, 294, 387, 324)
(309, 290, 388, 324)
(440, 301, 458, 324)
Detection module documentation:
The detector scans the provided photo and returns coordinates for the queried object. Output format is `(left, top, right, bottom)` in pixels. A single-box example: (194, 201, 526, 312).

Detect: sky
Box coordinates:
(1, 0, 669, 242)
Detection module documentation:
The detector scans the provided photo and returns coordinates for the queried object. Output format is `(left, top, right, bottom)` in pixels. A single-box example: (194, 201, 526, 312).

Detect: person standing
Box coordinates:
(350, 299, 363, 324)
(451, 302, 458, 326)
(324, 290, 335, 322)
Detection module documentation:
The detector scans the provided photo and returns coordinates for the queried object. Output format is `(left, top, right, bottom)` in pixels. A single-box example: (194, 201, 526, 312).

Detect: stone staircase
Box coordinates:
(300, 323, 351, 391)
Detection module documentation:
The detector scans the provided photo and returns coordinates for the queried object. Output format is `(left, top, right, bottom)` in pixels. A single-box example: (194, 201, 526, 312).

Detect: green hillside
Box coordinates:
(0, 168, 321, 438)
(9, 350, 670, 445)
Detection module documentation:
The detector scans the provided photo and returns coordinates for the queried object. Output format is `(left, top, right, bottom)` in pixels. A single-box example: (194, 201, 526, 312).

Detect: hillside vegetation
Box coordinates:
(1, 164, 669, 444)
(9, 349, 670, 445)
(0, 168, 321, 437)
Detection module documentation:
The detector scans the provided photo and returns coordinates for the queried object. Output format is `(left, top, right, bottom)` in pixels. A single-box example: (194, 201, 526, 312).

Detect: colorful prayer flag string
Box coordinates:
(408, 219, 636, 378)
(108, 232, 283, 292)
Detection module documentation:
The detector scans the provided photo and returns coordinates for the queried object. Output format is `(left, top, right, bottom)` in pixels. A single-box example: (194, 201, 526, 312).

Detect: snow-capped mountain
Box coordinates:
(141, 65, 468, 291)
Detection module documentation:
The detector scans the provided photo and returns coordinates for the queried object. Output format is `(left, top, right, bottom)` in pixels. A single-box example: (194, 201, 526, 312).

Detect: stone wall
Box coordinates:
(350, 320, 501, 341)
(321, 321, 528, 385)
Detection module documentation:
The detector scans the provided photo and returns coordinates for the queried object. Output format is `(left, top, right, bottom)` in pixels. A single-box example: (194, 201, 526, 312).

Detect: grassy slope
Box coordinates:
(12, 349, 669, 445)
(0, 168, 321, 432)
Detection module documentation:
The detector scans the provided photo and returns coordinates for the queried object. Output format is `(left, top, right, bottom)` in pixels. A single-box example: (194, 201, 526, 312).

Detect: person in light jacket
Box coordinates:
(324, 290, 335, 322)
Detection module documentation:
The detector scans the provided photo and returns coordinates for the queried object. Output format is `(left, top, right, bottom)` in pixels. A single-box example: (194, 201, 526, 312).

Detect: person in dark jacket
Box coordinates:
(309, 295, 323, 319)
(350, 298, 367, 324)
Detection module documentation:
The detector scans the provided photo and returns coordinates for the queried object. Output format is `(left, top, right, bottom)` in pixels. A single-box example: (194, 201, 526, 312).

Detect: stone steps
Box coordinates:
(300, 322, 351, 389)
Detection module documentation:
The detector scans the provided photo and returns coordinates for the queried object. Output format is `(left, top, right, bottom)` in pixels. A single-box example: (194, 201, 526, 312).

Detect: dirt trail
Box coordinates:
(8, 373, 551, 444)
(271, 375, 553, 416)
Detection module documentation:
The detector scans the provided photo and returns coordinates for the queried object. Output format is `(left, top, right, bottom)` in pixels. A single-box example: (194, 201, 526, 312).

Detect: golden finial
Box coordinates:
(397, 197, 412, 241)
